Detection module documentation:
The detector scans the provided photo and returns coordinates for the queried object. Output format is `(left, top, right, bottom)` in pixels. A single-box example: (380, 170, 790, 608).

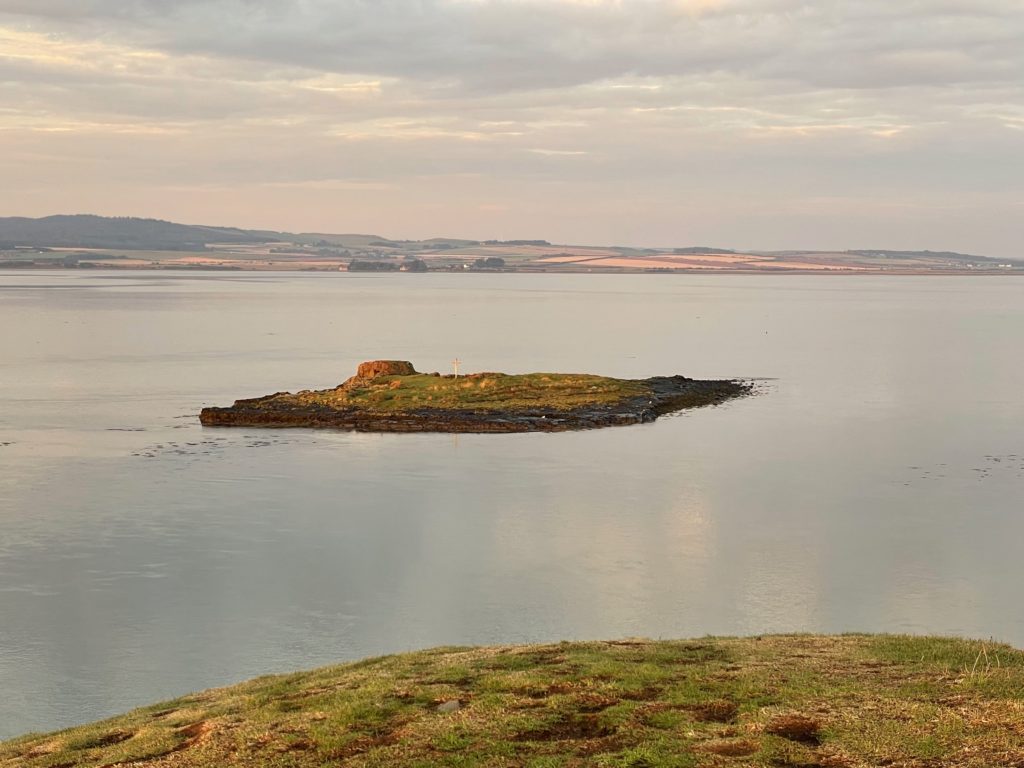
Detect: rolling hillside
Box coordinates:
(0, 215, 272, 251)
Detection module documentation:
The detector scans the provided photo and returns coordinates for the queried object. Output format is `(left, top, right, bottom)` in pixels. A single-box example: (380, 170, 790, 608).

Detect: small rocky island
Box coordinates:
(199, 360, 750, 433)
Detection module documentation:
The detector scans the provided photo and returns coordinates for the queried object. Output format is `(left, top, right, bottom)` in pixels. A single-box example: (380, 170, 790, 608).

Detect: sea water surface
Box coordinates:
(1, 271, 1022, 737)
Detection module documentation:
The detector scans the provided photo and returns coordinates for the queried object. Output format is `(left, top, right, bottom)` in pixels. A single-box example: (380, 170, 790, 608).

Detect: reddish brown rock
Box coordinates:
(356, 360, 417, 379)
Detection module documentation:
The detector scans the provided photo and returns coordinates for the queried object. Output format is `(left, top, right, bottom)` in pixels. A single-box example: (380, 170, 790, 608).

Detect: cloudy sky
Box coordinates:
(0, 0, 1021, 255)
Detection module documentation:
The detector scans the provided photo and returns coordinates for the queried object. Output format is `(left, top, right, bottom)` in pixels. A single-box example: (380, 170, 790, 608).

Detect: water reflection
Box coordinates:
(1, 271, 1023, 737)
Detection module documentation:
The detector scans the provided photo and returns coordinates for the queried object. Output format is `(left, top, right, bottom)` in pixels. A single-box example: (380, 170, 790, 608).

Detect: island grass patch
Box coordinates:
(7, 635, 1024, 766)
(299, 372, 651, 413)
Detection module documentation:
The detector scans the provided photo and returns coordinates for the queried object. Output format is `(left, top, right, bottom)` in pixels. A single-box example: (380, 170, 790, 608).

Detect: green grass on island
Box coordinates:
(286, 372, 651, 413)
(6, 635, 1024, 767)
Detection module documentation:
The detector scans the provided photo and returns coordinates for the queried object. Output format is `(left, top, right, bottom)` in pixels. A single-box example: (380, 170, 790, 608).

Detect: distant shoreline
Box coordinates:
(2, 263, 1022, 276)
(3, 216, 1020, 274)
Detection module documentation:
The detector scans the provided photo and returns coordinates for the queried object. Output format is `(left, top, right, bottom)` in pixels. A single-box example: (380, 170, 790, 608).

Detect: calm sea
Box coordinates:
(1, 271, 1022, 737)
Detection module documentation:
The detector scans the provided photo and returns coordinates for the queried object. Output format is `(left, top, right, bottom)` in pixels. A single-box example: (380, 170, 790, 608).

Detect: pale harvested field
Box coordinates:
(663, 254, 770, 264)
(473, 245, 621, 257)
(536, 254, 609, 263)
(570, 257, 723, 269)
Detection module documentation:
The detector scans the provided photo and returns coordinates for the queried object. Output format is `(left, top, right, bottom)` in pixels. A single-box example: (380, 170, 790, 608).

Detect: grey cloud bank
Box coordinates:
(0, 0, 1021, 256)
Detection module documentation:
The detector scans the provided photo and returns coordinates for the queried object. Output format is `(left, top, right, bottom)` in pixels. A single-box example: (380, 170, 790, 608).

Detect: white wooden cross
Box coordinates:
(452, 358, 462, 378)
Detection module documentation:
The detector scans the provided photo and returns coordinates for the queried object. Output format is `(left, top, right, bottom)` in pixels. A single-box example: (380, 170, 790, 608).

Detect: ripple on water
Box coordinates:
(899, 454, 1024, 486)
(131, 435, 312, 459)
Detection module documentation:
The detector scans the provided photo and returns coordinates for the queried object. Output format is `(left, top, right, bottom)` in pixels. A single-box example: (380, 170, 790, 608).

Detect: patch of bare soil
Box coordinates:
(765, 713, 822, 744)
(513, 713, 615, 742)
(167, 721, 212, 754)
(700, 738, 760, 756)
(691, 699, 740, 723)
(574, 693, 621, 713)
(327, 732, 400, 760)
(94, 731, 134, 748)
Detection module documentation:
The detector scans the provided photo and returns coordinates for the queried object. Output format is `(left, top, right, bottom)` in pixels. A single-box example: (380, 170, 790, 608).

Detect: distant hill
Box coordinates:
(0, 215, 272, 251)
(290, 233, 389, 248)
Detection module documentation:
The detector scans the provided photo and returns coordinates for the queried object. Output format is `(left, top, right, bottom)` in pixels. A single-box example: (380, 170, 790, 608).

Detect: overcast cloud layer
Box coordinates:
(1, 0, 1021, 254)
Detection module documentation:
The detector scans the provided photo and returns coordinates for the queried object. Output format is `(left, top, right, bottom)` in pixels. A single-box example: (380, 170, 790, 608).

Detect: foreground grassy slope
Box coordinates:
(286, 372, 650, 413)
(5, 635, 1024, 767)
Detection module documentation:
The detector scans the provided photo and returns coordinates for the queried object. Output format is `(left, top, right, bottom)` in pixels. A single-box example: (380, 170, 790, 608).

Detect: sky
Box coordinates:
(0, 0, 1021, 256)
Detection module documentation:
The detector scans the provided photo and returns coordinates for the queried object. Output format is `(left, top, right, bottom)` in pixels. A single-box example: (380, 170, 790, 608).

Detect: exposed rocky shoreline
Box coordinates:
(199, 361, 750, 433)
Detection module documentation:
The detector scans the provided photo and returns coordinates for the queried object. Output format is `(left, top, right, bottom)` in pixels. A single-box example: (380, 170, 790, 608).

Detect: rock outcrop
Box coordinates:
(339, 360, 419, 389)
(357, 360, 417, 379)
